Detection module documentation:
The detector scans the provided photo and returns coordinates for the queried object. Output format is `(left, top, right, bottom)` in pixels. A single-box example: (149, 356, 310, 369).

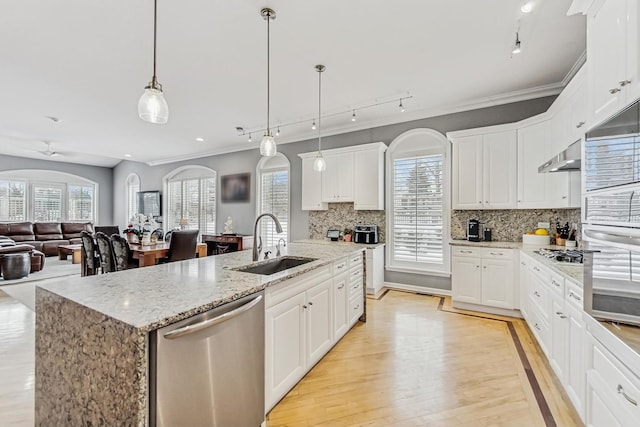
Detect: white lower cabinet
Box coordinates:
(451, 247, 516, 312)
(265, 252, 364, 411)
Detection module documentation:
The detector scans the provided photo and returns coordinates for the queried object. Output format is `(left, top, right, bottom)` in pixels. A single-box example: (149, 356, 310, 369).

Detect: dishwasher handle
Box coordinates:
(163, 294, 263, 340)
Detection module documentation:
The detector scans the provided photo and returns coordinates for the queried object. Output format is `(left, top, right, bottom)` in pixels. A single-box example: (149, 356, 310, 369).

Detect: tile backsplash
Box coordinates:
(451, 208, 582, 243)
(308, 203, 386, 242)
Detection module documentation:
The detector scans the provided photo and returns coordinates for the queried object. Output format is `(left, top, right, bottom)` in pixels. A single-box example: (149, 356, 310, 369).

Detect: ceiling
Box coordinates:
(0, 0, 586, 168)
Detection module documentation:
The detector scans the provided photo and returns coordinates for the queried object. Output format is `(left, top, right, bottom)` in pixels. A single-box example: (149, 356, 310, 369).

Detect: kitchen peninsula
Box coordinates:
(34, 242, 366, 426)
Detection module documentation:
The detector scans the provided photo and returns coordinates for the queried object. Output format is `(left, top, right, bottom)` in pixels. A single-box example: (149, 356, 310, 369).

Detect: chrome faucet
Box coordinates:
(276, 238, 286, 257)
(252, 213, 283, 261)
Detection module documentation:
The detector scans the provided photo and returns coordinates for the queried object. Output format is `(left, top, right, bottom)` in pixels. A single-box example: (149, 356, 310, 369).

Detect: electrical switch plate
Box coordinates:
(538, 222, 550, 229)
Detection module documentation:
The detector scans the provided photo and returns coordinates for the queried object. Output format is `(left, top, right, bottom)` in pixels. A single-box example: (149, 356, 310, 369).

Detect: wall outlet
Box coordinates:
(538, 222, 550, 229)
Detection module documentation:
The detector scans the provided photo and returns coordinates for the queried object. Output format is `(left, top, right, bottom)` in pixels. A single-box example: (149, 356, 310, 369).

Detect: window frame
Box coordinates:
(164, 166, 217, 235)
(126, 173, 141, 223)
(385, 129, 451, 276)
(256, 153, 290, 247)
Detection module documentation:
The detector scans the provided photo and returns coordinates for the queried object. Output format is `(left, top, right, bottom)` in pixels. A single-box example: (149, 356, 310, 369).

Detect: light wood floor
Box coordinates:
(266, 290, 583, 427)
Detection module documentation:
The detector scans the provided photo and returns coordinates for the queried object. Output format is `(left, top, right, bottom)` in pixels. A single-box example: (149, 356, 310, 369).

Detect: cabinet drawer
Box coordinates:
(451, 247, 480, 258)
(529, 273, 550, 319)
(349, 275, 363, 298)
(349, 252, 363, 266)
(549, 272, 565, 296)
(481, 248, 514, 260)
(591, 340, 640, 420)
(529, 260, 551, 282)
(566, 280, 583, 310)
(528, 304, 551, 356)
(349, 294, 363, 324)
(333, 258, 348, 274)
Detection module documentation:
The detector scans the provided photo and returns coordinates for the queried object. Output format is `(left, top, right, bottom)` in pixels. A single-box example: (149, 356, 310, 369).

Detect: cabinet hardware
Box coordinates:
(337, 284, 344, 289)
(485, 201, 488, 204)
(303, 305, 308, 309)
(609, 87, 621, 94)
(534, 291, 540, 297)
(308, 301, 313, 306)
(552, 280, 560, 287)
(337, 264, 344, 269)
(617, 384, 638, 406)
(461, 250, 473, 254)
(555, 311, 567, 319)
(352, 284, 359, 289)
(354, 304, 360, 310)
(569, 291, 581, 301)
(562, 196, 567, 199)
(534, 323, 541, 331)
(576, 121, 585, 128)
(478, 201, 482, 204)
(476, 265, 480, 268)
(534, 266, 540, 272)
(619, 79, 632, 87)
(521, 261, 526, 266)
(489, 252, 503, 256)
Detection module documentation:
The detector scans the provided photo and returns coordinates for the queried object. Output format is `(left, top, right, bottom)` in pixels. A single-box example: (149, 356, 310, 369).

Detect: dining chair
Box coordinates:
(94, 225, 120, 236)
(110, 234, 137, 271)
(95, 232, 116, 274)
(80, 230, 99, 276)
(163, 230, 199, 263)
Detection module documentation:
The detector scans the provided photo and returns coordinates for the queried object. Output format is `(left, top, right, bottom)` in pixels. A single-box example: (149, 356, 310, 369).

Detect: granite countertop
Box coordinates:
(450, 239, 524, 249)
(36, 242, 365, 332)
(294, 238, 385, 249)
(519, 246, 584, 285)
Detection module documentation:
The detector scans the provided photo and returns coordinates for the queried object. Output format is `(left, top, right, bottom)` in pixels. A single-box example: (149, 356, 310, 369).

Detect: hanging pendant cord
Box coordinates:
(266, 14, 271, 135)
(318, 69, 322, 151)
(152, 0, 158, 85)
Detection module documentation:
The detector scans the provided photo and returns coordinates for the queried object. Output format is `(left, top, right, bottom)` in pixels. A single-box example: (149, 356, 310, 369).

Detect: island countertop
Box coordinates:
(36, 242, 365, 332)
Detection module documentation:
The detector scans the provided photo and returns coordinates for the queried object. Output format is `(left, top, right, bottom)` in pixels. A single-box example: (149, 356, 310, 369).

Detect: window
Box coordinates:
(68, 184, 94, 221)
(165, 167, 216, 234)
(33, 184, 63, 222)
(386, 129, 451, 275)
(0, 180, 26, 221)
(126, 174, 140, 221)
(257, 154, 290, 247)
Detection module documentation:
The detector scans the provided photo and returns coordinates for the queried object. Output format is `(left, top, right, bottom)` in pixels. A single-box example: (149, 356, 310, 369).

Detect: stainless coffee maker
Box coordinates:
(467, 219, 480, 242)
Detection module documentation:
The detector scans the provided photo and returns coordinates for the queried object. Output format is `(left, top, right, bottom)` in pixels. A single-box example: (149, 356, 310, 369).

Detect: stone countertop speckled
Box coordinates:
(36, 242, 365, 332)
(450, 240, 524, 249)
(294, 238, 386, 249)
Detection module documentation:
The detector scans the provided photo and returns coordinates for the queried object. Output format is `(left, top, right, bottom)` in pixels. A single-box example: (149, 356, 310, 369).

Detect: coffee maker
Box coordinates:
(467, 219, 480, 242)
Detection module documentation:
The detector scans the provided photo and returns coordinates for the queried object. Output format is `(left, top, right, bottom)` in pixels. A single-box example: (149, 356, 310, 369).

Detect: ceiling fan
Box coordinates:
(39, 141, 62, 157)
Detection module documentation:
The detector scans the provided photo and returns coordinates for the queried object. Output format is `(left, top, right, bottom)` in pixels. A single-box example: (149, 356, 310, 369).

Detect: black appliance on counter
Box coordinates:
(354, 224, 379, 244)
(467, 219, 480, 242)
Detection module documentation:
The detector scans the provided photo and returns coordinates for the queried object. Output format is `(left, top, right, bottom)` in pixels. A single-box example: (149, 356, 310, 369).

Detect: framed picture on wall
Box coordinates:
(221, 173, 250, 203)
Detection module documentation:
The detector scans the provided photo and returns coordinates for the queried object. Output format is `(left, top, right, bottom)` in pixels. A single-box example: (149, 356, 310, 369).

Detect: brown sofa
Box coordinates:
(0, 222, 94, 256)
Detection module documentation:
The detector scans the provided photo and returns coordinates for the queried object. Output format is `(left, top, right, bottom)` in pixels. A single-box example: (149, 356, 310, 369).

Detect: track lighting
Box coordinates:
(311, 119, 316, 130)
(259, 7, 277, 157)
(520, 2, 533, 13)
(512, 32, 522, 55)
(138, 0, 169, 124)
(351, 110, 356, 122)
(399, 99, 405, 112)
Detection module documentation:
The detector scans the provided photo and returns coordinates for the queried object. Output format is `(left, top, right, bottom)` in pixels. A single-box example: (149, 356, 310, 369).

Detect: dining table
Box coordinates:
(129, 242, 208, 267)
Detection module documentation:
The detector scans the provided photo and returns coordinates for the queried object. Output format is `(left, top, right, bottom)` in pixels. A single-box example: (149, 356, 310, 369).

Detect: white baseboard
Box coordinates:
(452, 301, 523, 318)
(383, 281, 452, 297)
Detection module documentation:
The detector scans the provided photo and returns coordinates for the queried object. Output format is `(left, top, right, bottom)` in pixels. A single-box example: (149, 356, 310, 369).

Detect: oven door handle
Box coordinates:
(584, 229, 640, 247)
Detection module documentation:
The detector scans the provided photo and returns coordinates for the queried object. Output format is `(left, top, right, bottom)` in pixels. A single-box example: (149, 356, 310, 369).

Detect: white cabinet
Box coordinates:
(517, 119, 580, 209)
(322, 152, 354, 202)
(549, 66, 588, 152)
(299, 142, 386, 211)
(587, 0, 639, 127)
(300, 157, 328, 211)
(451, 128, 517, 209)
(333, 259, 349, 339)
(305, 280, 333, 366)
(365, 245, 385, 295)
(451, 247, 516, 312)
(565, 281, 585, 417)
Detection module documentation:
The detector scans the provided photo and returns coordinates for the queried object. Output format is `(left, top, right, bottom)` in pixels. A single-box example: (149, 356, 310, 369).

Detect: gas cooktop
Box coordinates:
(534, 248, 584, 264)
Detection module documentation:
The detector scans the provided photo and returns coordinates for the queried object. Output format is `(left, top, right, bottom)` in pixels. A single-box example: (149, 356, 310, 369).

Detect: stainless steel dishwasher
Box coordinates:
(149, 291, 265, 426)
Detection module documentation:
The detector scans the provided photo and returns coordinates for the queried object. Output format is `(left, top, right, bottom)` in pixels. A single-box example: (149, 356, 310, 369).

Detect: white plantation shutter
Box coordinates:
(166, 172, 216, 234)
(33, 185, 63, 222)
(68, 184, 94, 221)
(260, 169, 289, 247)
(126, 174, 140, 221)
(392, 155, 444, 266)
(0, 180, 26, 221)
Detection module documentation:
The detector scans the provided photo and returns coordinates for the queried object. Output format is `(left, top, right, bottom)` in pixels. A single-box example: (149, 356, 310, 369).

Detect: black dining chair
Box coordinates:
(110, 234, 138, 271)
(94, 225, 120, 236)
(95, 232, 116, 274)
(80, 230, 99, 276)
(163, 230, 199, 263)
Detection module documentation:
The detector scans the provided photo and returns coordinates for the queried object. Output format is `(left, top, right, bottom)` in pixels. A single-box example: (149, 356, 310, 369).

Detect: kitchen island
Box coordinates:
(34, 242, 365, 426)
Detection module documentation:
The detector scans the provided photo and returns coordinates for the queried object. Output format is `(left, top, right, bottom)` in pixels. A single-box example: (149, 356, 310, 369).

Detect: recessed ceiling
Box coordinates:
(0, 0, 585, 168)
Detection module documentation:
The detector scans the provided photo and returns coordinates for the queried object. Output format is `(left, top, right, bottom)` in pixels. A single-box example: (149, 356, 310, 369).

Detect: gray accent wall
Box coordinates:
(0, 154, 114, 224)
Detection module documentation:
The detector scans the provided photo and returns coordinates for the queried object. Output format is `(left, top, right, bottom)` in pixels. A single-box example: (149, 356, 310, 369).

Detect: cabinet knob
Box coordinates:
(562, 196, 567, 199)
(485, 201, 488, 204)
(619, 79, 632, 87)
(303, 305, 308, 309)
(609, 87, 621, 94)
(478, 201, 482, 204)
(483, 266, 487, 269)
(308, 301, 313, 306)
(576, 121, 585, 128)
(518, 200, 522, 203)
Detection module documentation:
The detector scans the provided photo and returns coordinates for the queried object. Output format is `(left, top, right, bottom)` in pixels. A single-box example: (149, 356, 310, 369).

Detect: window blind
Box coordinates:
(166, 175, 216, 234)
(0, 180, 26, 221)
(33, 185, 63, 222)
(392, 155, 444, 266)
(127, 175, 140, 221)
(260, 169, 288, 247)
(68, 184, 94, 221)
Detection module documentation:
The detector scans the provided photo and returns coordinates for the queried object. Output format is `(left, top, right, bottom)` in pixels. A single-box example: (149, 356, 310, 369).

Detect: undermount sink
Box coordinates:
(233, 256, 317, 275)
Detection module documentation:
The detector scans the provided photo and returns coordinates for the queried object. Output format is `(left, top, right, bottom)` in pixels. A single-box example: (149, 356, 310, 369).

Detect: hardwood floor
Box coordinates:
(0, 287, 581, 426)
(266, 290, 583, 427)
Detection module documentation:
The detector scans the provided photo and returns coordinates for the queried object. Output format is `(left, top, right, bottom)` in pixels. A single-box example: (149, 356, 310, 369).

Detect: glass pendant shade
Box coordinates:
(260, 133, 277, 156)
(313, 152, 326, 172)
(138, 86, 169, 124)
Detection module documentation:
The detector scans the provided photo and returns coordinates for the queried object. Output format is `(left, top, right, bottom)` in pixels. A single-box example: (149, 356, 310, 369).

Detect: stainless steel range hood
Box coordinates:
(538, 140, 581, 173)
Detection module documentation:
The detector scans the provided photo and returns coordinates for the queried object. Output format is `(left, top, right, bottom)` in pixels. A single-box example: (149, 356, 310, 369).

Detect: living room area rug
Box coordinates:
(1, 258, 80, 311)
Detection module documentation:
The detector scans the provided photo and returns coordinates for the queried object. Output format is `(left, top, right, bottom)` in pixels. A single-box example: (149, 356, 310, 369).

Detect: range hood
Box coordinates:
(538, 140, 581, 173)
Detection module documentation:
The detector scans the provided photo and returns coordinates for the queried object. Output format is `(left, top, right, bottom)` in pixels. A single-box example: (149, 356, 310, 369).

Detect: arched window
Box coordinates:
(386, 129, 451, 275)
(256, 153, 290, 247)
(164, 166, 216, 234)
(126, 173, 140, 222)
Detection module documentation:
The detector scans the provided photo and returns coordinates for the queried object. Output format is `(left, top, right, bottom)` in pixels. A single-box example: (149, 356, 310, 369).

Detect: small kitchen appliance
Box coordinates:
(354, 224, 379, 244)
(467, 219, 480, 242)
(326, 229, 340, 241)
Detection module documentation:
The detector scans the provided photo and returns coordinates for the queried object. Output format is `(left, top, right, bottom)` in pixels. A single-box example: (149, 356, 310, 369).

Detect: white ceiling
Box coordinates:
(0, 0, 585, 168)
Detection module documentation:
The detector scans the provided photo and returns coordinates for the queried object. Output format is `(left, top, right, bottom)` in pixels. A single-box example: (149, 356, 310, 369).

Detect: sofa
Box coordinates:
(0, 222, 94, 256)
(0, 237, 45, 274)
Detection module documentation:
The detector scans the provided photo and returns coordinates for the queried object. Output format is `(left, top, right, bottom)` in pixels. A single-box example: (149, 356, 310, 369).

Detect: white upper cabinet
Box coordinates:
(299, 142, 387, 211)
(451, 126, 517, 210)
(587, 0, 639, 128)
(548, 65, 587, 152)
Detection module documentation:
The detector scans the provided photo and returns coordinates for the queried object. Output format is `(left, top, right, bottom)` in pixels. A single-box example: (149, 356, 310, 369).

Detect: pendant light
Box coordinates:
(260, 8, 277, 156)
(313, 64, 327, 172)
(138, 0, 169, 124)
